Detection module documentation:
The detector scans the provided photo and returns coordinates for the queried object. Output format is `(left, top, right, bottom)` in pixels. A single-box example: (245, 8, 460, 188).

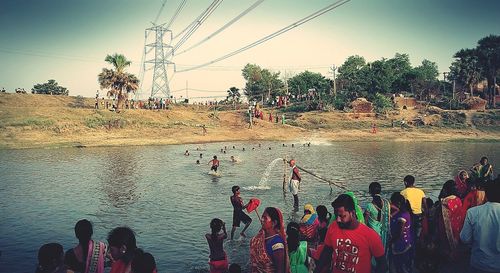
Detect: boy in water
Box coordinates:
(230, 186, 252, 239)
(208, 155, 220, 173)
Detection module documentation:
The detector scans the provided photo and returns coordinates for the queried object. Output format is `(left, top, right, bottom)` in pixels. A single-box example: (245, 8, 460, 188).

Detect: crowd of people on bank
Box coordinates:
(205, 156, 497, 273)
(34, 155, 497, 273)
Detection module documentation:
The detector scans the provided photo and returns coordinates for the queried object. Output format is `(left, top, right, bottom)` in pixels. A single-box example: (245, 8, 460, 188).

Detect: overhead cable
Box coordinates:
(176, 0, 350, 73)
(175, 0, 265, 56)
(166, 0, 187, 30)
(153, 0, 169, 25)
(170, 0, 223, 56)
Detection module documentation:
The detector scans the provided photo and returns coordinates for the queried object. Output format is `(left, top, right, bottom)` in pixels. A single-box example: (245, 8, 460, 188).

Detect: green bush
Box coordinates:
(85, 115, 108, 128)
(10, 117, 55, 128)
(372, 93, 393, 114)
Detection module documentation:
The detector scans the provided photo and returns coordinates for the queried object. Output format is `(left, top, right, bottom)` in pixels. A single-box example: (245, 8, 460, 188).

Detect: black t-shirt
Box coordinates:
(65, 248, 85, 273)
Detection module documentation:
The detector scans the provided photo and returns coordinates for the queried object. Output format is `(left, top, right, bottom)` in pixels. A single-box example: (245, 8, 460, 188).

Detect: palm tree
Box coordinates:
(98, 54, 139, 112)
(227, 87, 241, 109)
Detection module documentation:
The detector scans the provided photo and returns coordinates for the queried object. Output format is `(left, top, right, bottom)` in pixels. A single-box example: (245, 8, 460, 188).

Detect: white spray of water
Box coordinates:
(243, 158, 284, 191)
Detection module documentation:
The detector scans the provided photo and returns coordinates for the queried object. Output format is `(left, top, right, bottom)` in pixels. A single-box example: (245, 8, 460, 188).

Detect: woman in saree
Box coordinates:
(454, 170, 469, 199)
(299, 204, 319, 245)
(434, 180, 465, 261)
(250, 207, 290, 273)
(363, 182, 390, 255)
(107, 227, 138, 273)
(346, 191, 365, 224)
(65, 219, 107, 273)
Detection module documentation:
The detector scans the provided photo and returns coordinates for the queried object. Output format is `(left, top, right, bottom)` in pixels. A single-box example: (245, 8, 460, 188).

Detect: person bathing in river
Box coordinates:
(230, 186, 252, 240)
(208, 156, 220, 173)
(289, 159, 302, 211)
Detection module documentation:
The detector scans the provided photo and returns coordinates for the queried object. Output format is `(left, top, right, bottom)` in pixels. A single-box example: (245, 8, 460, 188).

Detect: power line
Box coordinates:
(175, 0, 265, 56)
(153, 0, 169, 25)
(165, 0, 187, 30)
(171, 0, 224, 55)
(176, 0, 350, 73)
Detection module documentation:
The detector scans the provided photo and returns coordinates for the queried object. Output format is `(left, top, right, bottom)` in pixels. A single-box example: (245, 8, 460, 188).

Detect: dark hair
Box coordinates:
(213, 155, 217, 159)
(131, 249, 156, 273)
(425, 197, 434, 209)
(404, 175, 415, 186)
(316, 205, 330, 223)
(264, 207, 281, 230)
(369, 182, 383, 220)
(480, 156, 488, 163)
(75, 219, 93, 265)
(390, 192, 408, 213)
(210, 218, 223, 239)
(107, 226, 137, 262)
(229, 263, 242, 273)
(286, 222, 300, 252)
(36, 243, 64, 273)
(331, 194, 355, 212)
(231, 185, 240, 194)
(485, 179, 500, 203)
(438, 180, 457, 199)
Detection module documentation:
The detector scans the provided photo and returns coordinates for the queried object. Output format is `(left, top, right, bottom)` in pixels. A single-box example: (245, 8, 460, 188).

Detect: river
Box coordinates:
(0, 141, 498, 272)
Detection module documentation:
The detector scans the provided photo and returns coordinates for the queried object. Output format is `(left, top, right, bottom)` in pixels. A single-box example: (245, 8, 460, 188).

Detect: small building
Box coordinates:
(394, 96, 417, 109)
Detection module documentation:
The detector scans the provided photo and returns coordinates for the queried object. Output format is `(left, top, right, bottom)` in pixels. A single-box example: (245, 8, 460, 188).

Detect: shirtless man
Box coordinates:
(230, 186, 252, 239)
(208, 155, 220, 173)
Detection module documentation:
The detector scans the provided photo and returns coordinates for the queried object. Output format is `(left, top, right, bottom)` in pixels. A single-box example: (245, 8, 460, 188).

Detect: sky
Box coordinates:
(1, 0, 499, 101)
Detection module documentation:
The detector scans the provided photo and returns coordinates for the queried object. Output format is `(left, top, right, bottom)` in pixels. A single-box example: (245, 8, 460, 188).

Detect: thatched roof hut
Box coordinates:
(350, 98, 373, 113)
(463, 97, 487, 110)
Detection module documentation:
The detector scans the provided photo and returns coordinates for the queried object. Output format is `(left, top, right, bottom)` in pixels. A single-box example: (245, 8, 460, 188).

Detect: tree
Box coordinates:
(288, 71, 330, 100)
(97, 54, 139, 112)
(31, 79, 69, 95)
(476, 35, 500, 107)
(372, 93, 393, 114)
(226, 87, 241, 109)
(407, 60, 439, 101)
(387, 53, 412, 92)
(242, 63, 265, 102)
(449, 48, 483, 97)
(337, 55, 366, 94)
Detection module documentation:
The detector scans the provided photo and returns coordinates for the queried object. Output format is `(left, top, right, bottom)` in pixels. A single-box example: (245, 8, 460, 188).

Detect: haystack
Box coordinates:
(463, 97, 487, 110)
(350, 98, 373, 113)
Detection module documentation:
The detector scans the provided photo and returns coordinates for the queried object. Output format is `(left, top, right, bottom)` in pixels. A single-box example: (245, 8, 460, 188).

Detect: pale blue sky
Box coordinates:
(0, 0, 499, 99)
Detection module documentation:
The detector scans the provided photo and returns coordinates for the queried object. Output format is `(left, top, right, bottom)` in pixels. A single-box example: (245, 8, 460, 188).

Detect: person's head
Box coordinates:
(316, 205, 329, 222)
(425, 197, 434, 209)
(200, 153, 203, 157)
(368, 182, 382, 196)
(286, 222, 300, 252)
(403, 175, 415, 187)
(261, 207, 282, 232)
(289, 159, 296, 167)
(36, 243, 64, 273)
(438, 180, 457, 199)
(75, 219, 93, 243)
(210, 218, 223, 237)
(131, 249, 156, 273)
(331, 194, 357, 229)
(390, 192, 408, 212)
(480, 156, 488, 165)
(231, 185, 240, 194)
(485, 179, 500, 203)
(230, 155, 234, 160)
(107, 227, 137, 261)
(213, 155, 217, 160)
(458, 170, 469, 181)
(196, 160, 200, 164)
(229, 263, 242, 273)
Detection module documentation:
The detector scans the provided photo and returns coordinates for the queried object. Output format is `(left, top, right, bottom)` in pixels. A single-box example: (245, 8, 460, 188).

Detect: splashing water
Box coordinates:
(243, 158, 284, 191)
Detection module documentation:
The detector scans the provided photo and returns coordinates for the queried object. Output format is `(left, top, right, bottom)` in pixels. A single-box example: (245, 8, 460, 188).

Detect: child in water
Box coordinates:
(205, 218, 228, 273)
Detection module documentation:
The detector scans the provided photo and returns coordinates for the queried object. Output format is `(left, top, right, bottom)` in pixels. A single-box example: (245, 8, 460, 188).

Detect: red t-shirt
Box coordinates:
(324, 222, 384, 273)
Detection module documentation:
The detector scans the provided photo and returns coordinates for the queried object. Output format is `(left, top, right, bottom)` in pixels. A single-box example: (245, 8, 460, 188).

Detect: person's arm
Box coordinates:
(421, 197, 428, 214)
(314, 245, 333, 273)
(460, 212, 472, 245)
(221, 222, 228, 239)
(272, 248, 285, 273)
(207, 160, 212, 165)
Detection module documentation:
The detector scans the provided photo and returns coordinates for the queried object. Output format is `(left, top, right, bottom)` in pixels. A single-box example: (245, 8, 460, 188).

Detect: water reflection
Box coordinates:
(100, 149, 139, 208)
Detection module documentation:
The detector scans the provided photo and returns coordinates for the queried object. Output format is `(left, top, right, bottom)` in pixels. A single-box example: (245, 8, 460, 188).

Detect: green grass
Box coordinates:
(3, 117, 55, 129)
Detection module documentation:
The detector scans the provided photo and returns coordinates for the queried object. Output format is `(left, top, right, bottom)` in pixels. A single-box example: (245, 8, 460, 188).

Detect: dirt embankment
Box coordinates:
(0, 93, 498, 149)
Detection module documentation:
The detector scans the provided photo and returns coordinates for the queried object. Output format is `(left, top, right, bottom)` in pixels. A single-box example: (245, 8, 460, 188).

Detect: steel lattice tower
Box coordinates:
(139, 24, 174, 99)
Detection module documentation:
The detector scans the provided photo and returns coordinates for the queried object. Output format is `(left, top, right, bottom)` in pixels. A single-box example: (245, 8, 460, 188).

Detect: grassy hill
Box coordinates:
(0, 93, 498, 149)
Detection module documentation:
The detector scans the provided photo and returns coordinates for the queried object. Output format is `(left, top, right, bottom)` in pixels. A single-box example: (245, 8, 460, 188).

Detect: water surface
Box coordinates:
(0, 141, 498, 272)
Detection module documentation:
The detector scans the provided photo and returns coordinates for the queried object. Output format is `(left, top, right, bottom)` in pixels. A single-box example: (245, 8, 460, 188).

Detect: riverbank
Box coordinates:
(0, 93, 499, 149)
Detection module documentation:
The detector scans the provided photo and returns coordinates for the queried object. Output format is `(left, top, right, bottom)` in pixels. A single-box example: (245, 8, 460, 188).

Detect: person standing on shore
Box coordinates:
(230, 186, 252, 240)
(289, 159, 302, 211)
